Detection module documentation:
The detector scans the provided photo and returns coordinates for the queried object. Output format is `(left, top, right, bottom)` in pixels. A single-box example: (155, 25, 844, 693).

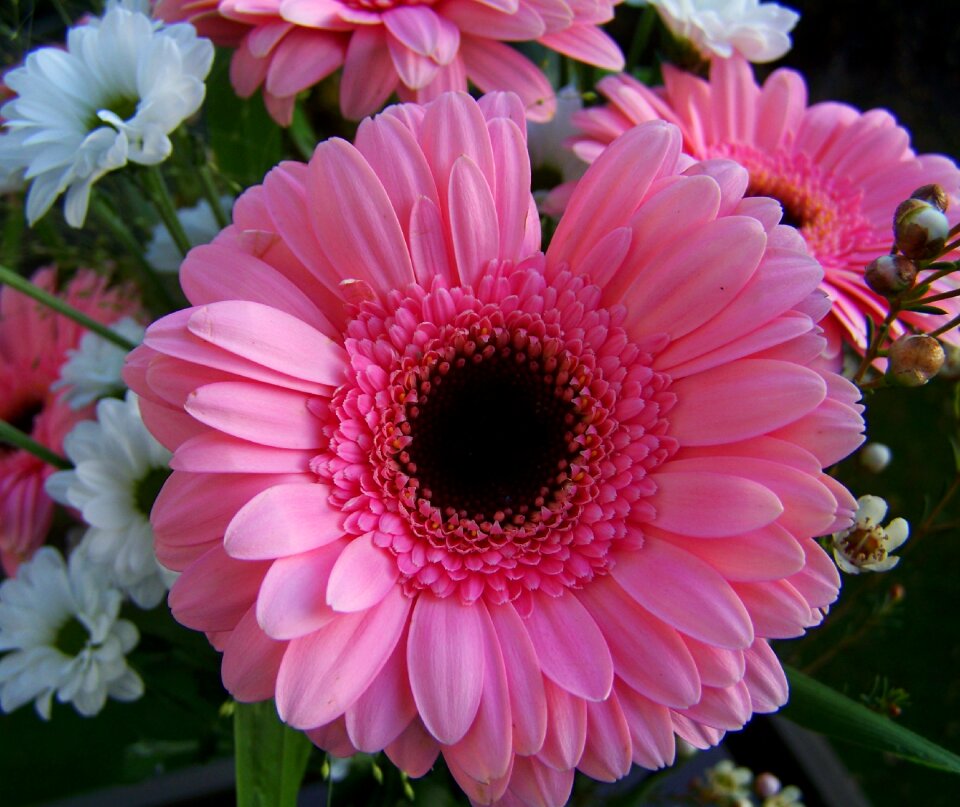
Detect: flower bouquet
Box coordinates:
(0, 1, 958, 805)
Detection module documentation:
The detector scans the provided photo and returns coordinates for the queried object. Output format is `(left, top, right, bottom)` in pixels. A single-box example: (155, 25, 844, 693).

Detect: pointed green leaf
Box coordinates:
(235, 700, 312, 807)
(905, 304, 948, 315)
(783, 666, 960, 774)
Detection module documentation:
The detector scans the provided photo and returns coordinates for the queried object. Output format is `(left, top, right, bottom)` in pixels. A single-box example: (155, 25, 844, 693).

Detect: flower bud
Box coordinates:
(893, 198, 949, 260)
(755, 772, 782, 799)
(864, 255, 917, 296)
(860, 442, 892, 473)
(886, 334, 945, 386)
(911, 183, 949, 212)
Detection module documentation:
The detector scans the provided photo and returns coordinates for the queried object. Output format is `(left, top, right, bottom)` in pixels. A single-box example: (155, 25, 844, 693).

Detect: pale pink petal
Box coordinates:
(222, 605, 287, 701)
(409, 196, 456, 285)
(340, 26, 400, 120)
(256, 542, 344, 639)
(487, 117, 535, 260)
(507, 756, 574, 807)
(385, 718, 441, 777)
(326, 533, 400, 612)
(441, 1, 545, 40)
(407, 594, 485, 745)
(733, 580, 815, 639)
(276, 586, 411, 728)
(448, 155, 500, 286)
(224, 482, 343, 560)
(679, 679, 752, 731)
(523, 589, 613, 701)
(742, 639, 788, 712)
(387, 34, 441, 90)
(459, 37, 555, 122)
(265, 29, 345, 97)
(578, 694, 632, 781)
(613, 537, 754, 649)
(538, 678, 587, 770)
(172, 432, 314, 474)
(383, 6, 444, 57)
(538, 25, 623, 71)
(615, 683, 676, 769)
(682, 636, 745, 689)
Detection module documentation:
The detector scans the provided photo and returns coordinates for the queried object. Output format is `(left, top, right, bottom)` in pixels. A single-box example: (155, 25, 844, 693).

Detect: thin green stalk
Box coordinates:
(626, 6, 658, 72)
(928, 310, 960, 339)
(909, 286, 960, 306)
(142, 165, 192, 257)
(0, 264, 137, 350)
(853, 305, 899, 384)
(91, 194, 177, 313)
(197, 163, 229, 229)
(0, 420, 71, 469)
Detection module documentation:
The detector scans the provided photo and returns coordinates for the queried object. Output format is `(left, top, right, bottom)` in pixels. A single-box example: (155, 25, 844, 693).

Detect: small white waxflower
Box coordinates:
(54, 317, 145, 409)
(695, 759, 754, 804)
(0, 546, 143, 719)
(643, 0, 799, 63)
(145, 196, 233, 273)
(832, 495, 909, 574)
(46, 392, 175, 608)
(0, 2, 213, 227)
(527, 86, 586, 216)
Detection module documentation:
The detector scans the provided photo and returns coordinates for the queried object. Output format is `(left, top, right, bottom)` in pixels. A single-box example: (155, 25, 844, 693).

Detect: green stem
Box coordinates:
(0, 264, 137, 351)
(626, 6, 658, 73)
(197, 163, 230, 229)
(928, 310, 960, 339)
(853, 305, 900, 384)
(142, 166, 192, 257)
(0, 420, 71, 469)
(909, 286, 960, 305)
(91, 194, 177, 313)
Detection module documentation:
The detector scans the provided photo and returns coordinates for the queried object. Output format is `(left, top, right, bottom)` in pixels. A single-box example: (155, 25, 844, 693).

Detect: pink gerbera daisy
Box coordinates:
(571, 58, 960, 357)
(126, 92, 863, 805)
(0, 268, 136, 574)
(154, 0, 624, 125)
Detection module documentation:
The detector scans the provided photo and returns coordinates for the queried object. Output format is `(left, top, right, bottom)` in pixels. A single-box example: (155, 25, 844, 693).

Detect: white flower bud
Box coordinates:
(860, 442, 892, 473)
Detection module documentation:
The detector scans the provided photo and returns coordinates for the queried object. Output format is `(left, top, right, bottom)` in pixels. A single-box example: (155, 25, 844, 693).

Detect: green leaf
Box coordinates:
(905, 304, 949, 315)
(235, 700, 312, 807)
(783, 666, 960, 774)
(205, 50, 283, 187)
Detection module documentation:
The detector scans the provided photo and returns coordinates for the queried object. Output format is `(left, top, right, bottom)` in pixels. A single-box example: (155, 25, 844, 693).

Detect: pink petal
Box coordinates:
(459, 37, 555, 122)
(539, 25, 624, 71)
(523, 589, 613, 701)
(305, 718, 359, 758)
(221, 605, 287, 701)
(487, 117, 536, 260)
(278, 0, 354, 30)
(578, 576, 700, 709)
(383, 5, 445, 57)
(443, 602, 513, 788)
(578, 694, 632, 782)
(613, 537, 754, 649)
(255, 541, 346, 639)
(387, 35, 441, 90)
(326, 533, 399, 612)
(787, 538, 840, 610)
(733, 579, 815, 639)
(679, 679, 752, 731)
(169, 544, 268, 632)
(265, 28, 345, 97)
(339, 26, 400, 120)
(672, 712, 725, 750)
(224, 482, 343, 560)
(448, 155, 500, 286)
(442, 1, 545, 40)
(507, 756, 574, 807)
(345, 624, 418, 751)
(385, 718, 441, 777)
(172, 432, 314, 474)
(756, 68, 807, 152)
(682, 635, 745, 689)
(615, 683, 676, 769)
(742, 639, 788, 713)
(186, 301, 347, 387)
(647, 469, 783, 538)
(276, 586, 412, 728)
(409, 196, 455, 285)
(308, 138, 414, 292)
(407, 593, 485, 745)
(185, 382, 322, 449)
(488, 602, 548, 756)
(538, 679, 587, 770)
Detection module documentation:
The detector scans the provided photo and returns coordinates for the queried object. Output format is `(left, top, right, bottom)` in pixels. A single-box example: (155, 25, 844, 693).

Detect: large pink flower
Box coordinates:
(0, 269, 136, 574)
(571, 58, 960, 357)
(154, 0, 624, 125)
(126, 92, 863, 805)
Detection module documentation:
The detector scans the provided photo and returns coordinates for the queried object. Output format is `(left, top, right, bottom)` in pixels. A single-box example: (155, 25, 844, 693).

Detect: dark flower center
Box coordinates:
(134, 467, 172, 517)
(406, 353, 577, 519)
(54, 616, 89, 657)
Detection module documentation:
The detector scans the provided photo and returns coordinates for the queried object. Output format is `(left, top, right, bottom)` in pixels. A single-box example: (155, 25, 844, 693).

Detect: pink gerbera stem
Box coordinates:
(0, 264, 138, 351)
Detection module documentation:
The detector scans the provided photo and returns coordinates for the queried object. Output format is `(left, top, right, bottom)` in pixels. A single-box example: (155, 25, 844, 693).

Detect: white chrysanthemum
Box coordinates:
(832, 495, 910, 574)
(145, 196, 233, 273)
(0, 2, 213, 227)
(46, 392, 175, 608)
(54, 317, 145, 409)
(644, 0, 799, 63)
(0, 546, 143, 719)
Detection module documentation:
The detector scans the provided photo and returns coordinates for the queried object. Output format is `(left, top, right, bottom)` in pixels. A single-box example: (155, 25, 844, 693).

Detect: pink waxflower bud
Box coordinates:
(893, 198, 949, 260)
(865, 255, 917, 296)
(886, 334, 945, 386)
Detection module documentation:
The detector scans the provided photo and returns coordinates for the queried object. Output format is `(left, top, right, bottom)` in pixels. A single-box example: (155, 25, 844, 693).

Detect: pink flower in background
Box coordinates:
(126, 92, 863, 805)
(571, 58, 960, 357)
(0, 269, 136, 575)
(154, 0, 624, 125)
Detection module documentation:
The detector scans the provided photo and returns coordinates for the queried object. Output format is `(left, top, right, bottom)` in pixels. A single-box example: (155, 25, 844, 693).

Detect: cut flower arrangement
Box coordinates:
(0, 1, 958, 805)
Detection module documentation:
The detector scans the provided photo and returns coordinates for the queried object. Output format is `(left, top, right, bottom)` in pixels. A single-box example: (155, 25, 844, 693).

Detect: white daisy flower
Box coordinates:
(643, 0, 799, 63)
(832, 495, 910, 574)
(54, 317, 145, 409)
(0, 546, 143, 719)
(0, 2, 213, 227)
(46, 392, 175, 608)
(145, 196, 233, 273)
